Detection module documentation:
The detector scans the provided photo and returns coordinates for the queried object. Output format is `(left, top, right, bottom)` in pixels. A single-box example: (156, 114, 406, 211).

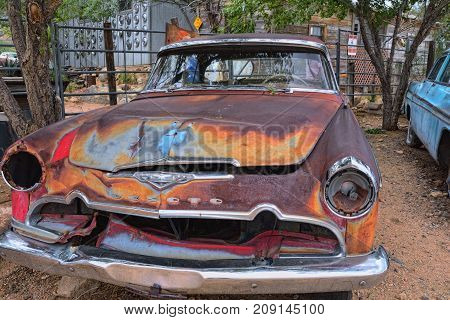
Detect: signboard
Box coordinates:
(165, 22, 199, 45)
(193, 16, 203, 31)
(348, 34, 358, 56)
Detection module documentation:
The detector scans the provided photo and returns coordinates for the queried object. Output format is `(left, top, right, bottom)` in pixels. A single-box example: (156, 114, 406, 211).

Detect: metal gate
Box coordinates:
(52, 0, 195, 117)
(331, 29, 434, 105)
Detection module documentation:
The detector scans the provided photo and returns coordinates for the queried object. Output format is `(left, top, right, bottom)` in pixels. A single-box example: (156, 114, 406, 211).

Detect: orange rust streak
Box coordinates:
(345, 201, 379, 255)
(305, 180, 327, 218)
(170, 123, 323, 166)
(45, 162, 159, 208)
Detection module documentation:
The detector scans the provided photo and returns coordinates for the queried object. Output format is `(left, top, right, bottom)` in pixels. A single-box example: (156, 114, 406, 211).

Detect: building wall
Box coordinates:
(59, 0, 195, 68)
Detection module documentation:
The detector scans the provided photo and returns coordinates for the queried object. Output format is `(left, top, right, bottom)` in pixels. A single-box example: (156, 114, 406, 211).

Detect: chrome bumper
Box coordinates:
(0, 230, 389, 295)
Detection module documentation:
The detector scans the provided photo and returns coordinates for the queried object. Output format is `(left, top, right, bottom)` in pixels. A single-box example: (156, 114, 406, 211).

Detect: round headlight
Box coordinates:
(1, 151, 43, 192)
(324, 157, 377, 219)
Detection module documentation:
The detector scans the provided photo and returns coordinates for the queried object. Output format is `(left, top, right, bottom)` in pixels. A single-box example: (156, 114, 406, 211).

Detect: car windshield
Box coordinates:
(146, 46, 334, 91)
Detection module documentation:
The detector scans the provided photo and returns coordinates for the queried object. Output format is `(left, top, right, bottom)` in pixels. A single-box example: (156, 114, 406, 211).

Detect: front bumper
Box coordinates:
(0, 230, 389, 295)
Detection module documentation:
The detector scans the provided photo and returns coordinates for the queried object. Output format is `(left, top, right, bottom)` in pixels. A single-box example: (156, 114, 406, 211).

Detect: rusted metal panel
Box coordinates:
(0, 37, 383, 258)
(165, 21, 198, 45)
(67, 91, 343, 171)
(36, 214, 91, 233)
(35, 213, 97, 244)
(97, 216, 338, 260)
(44, 161, 161, 211)
(345, 201, 379, 254)
(0, 93, 380, 254)
(0, 94, 380, 255)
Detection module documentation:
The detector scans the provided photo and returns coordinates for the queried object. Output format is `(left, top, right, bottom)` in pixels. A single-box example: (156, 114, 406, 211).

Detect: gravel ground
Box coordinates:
(0, 112, 448, 300)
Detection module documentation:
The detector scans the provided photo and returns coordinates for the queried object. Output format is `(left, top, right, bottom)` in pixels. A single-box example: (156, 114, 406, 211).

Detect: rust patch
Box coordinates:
(345, 201, 379, 254)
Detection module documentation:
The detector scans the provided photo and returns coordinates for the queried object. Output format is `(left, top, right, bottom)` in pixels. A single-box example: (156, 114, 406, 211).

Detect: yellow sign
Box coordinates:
(193, 16, 203, 30)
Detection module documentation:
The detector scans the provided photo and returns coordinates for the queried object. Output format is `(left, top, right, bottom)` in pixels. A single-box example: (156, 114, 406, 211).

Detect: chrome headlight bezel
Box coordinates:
(324, 156, 378, 220)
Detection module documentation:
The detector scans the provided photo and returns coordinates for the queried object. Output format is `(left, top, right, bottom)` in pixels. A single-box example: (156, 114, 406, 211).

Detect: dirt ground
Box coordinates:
(0, 112, 448, 300)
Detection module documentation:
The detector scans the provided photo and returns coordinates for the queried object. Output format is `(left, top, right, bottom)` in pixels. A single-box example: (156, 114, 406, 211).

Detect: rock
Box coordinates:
(430, 191, 446, 198)
(98, 68, 108, 82)
(86, 85, 99, 94)
(0, 207, 11, 234)
(121, 84, 131, 91)
(368, 102, 382, 111)
(395, 150, 404, 155)
(68, 97, 81, 103)
(118, 98, 129, 105)
(375, 96, 383, 104)
(398, 292, 407, 300)
(56, 276, 100, 299)
(80, 86, 109, 105)
(355, 96, 369, 109)
(137, 77, 145, 85)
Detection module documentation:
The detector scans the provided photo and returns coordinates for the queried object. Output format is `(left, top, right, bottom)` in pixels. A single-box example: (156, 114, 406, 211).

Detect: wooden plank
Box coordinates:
(103, 22, 117, 106)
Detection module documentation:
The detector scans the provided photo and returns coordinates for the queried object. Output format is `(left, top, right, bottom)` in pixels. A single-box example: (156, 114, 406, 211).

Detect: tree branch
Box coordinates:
(47, 0, 63, 18)
(386, 0, 407, 84)
(357, 15, 389, 90)
(0, 78, 35, 139)
(6, 0, 27, 59)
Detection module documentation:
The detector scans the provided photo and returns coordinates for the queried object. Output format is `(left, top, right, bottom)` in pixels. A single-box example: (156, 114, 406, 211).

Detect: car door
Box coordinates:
(411, 56, 448, 155)
(427, 56, 450, 159)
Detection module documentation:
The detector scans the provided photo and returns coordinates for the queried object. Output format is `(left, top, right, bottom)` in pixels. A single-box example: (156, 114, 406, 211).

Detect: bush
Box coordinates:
(365, 128, 385, 135)
(117, 73, 138, 85)
(65, 82, 81, 93)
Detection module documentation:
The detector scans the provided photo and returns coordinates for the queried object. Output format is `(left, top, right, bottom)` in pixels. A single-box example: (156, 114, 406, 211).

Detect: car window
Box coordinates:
(439, 59, 450, 84)
(428, 57, 445, 81)
(147, 48, 334, 91)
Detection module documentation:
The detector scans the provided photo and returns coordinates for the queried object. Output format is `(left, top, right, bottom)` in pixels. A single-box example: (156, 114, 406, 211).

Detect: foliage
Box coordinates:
(224, 0, 347, 33)
(224, 0, 449, 130)
(0, 0, 119, 23)
(365, 128, 385, 135)
(55, 0, 119, 22)
(434, 13, 449, 57)
(65, 81, 81, 93)
(117, 73, 138, 85)
(0, 40, 15, 53)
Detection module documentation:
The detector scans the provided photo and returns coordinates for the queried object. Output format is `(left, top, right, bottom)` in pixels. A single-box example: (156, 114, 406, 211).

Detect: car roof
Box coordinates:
(160, 33, 328, 54)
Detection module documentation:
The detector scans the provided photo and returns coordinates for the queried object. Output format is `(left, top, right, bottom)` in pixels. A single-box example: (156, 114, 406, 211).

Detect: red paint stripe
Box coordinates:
(51, 129, 79, 163)
(11, 190, 30, 223)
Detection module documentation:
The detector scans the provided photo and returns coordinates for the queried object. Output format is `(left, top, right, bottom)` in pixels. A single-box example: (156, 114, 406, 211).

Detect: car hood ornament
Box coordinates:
(108, 171, 235, 191)
(133, 172, 194, 190)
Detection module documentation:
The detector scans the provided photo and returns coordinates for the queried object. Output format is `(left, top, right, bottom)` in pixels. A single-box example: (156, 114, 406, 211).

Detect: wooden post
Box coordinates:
(426, 41, 435, 76)
(348, 62, 355, 107)
(103, 22, 117, 106)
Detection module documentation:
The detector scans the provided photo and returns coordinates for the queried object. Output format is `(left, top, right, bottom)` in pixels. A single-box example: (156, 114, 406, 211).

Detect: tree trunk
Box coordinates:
(0, 0, 62, 139)
(354, 0, 449, 131)
(381, 87, 397, 130)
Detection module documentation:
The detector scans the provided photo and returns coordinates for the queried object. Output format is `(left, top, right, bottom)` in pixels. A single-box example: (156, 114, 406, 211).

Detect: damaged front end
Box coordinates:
(0, 71, 388, 295)
(0, 137, 388, 295)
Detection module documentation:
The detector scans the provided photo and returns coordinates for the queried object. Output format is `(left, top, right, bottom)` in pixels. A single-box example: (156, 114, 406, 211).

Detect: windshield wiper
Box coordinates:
(158, 84, 292, 93)
(230, 85, 292, 93)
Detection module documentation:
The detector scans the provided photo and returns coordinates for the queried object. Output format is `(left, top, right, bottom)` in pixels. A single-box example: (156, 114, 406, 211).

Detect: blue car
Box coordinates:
(404, 49, 450, 194)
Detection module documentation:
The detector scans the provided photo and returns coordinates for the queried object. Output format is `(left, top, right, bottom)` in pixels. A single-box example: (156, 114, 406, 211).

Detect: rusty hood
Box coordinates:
(69, 91, 344, 172)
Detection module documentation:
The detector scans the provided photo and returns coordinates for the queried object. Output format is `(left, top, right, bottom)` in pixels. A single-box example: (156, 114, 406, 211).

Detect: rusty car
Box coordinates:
(0, 34, 388, 299)
(404, 49, 449, 194)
